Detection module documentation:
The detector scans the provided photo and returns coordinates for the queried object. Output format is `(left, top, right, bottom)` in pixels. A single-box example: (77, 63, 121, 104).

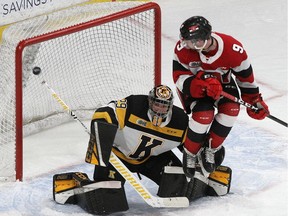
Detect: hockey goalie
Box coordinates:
(52, 85, 232, 215)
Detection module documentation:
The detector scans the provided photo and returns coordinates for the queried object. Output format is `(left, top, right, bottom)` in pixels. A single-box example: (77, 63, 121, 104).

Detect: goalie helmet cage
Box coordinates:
(0, 1, 161, 181)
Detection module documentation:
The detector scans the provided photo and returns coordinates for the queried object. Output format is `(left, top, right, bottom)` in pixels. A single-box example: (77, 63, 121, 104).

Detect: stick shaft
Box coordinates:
(221, 91, 288, 127)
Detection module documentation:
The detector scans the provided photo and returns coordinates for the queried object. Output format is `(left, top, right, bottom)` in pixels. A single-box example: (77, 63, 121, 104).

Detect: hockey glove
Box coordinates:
(242, 93, 269, 120)
(190, 71, 222, 100)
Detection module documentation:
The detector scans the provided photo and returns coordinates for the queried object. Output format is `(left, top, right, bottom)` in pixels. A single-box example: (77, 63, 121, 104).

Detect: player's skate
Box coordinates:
(201, 147, 217, 173)
(183, 148, 197, 178)
(198, 143, 225, 176)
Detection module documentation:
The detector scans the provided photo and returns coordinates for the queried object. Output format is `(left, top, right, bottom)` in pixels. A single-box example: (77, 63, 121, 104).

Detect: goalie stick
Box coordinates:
(221, 91, 288, 128)
(33, 69, 189, 208)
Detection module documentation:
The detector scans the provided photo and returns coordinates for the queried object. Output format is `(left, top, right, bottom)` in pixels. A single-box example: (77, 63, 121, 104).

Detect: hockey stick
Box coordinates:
(33, 72, 189, 207)
(221, 91, 288, 128)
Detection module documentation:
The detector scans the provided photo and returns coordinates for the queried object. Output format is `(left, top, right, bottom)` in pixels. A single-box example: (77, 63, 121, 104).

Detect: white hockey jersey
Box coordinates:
(87, 95, 188, 165)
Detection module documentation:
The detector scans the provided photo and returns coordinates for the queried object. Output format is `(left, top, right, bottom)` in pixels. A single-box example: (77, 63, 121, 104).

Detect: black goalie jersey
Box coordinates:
(88, 95, 188, 165)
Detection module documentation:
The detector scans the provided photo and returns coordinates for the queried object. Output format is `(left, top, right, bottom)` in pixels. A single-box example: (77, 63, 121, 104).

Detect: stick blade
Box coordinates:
(148, 196, 189, 208)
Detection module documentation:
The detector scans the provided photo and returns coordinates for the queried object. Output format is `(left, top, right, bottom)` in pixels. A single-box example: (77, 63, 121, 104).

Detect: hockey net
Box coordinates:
(0, 1, 161, 181)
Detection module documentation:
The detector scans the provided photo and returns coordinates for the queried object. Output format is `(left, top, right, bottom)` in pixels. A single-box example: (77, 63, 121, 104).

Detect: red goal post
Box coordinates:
(0, 1, 161, 181)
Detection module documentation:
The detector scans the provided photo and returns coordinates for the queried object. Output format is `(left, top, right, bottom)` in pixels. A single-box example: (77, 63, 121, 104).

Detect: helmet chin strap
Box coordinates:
(193, 39, 208, 52)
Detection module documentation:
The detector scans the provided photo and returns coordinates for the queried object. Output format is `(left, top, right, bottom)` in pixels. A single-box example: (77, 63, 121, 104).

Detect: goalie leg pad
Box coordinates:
(186, 165, 232, 201)
(76, 181, 129, 215)
(157, 166, 211, 201)
(207, 165, 232, 196)
(186, 171, 209, 201)
(157, 166, 188, 197)
(53, 172, 83, 204)
(53, 172, 129, 214)
(156, 165, 232, 202)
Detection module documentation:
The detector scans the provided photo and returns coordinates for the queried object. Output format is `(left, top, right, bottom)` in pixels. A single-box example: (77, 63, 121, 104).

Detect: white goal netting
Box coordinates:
(0, 1, 161, 181)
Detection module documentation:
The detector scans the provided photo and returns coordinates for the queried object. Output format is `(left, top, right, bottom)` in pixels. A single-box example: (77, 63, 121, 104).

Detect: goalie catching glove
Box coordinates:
(53, 172, 128, 215)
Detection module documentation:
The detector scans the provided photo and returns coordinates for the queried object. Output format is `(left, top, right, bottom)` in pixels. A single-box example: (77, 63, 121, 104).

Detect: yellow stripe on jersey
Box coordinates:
(92, 111, 113, 123)
(128, 114, 184, 138)
(182, 129, 188, 143)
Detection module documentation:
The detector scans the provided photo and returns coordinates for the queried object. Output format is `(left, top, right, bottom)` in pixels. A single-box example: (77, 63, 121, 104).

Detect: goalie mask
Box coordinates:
(148, 85, 174, 126)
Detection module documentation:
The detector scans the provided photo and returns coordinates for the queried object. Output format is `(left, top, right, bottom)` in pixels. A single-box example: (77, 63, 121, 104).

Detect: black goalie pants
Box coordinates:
(93, 150, 182, 185)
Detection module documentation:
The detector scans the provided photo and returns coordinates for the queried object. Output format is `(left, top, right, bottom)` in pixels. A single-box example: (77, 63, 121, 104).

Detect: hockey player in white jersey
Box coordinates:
(87, 84, 188, 185)
(53, 85, 232, 214)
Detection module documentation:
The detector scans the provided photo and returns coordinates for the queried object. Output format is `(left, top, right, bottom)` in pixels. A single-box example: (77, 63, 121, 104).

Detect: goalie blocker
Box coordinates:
(157, 165, 232, 201)
(53, 172, 129, 215)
